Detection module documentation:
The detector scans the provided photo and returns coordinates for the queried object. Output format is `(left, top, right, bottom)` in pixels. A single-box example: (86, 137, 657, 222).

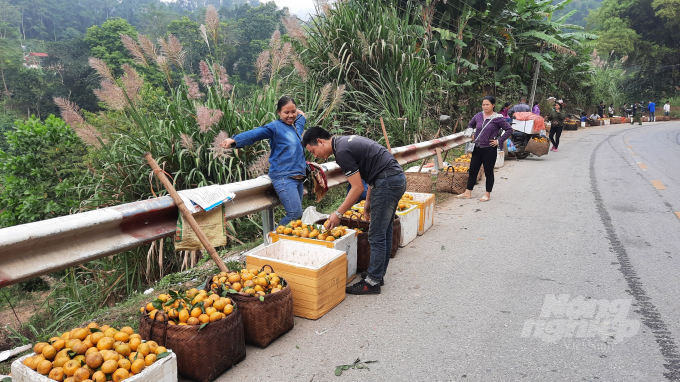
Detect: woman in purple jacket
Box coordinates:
(456, 96, 513, 202)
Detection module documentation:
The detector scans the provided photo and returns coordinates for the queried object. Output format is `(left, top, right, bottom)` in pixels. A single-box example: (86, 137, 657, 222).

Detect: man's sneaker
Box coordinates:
(360, 272, 384, 286)
(346, 280, 381, 295)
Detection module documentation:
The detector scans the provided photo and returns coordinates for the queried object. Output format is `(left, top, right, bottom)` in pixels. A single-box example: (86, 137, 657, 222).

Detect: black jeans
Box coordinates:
(549, 125, 563, 149)
(466, 146, 497, 192)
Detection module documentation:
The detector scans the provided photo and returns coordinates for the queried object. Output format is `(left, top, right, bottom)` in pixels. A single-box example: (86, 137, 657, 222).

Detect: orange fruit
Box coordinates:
(146, 341, 158, 353)
(61, 332, 70, 340)
(37, 359, 53, 375)
(85, 347, 99, 356)
(103, 328, 117, 338)
(118, 358, 131, 371)
(326, 236, 335, 242)
(155, 346, 167, 355)
(145, 302, 155, 312)
(128, 338, 141, 351)
(228, 274, 241, 283)
(178, 309, 190, 323)
(223, 304, 233, 315)
(102, 350, 119, 362)
(113, 332, 129, 342)
(210, 312, 224, 322)
(30, 354, 46, 370)
(130, 359, 145, 374)
(97, 337, 114, 350)
(87, 322, 100, 330)
(232, 282, 242, 292)
(190, 307, 202, 318)
(187, 317, 199, 325)
(73, 355, 86, 364)
(85, 352, 104, 369)
(191, 294, 205, 305)
(73, 341, 89, 355)
(202, 298, 213, 308)
(34, 342, 49, 354)
(115, 344, 131, 357)
(49, 367, 65, 381)
(89, 332, 105, 346)
(54, 356, 70, 368)
(129, 333, 141, 340)
(136, 343, 150, 357)
(213, 299, 226, 311)
(72, 329, 88, 341)
(52, 339, 66, 352)
(42, 344, 57, 360)
(112, 368, 129, 382)
(91, 371, 106, 382)
(72, 367, 90, 381)
(63, 360, 80, 376)
(101, 359, 118, 374)
(144, 353, 157, 366)
(198, 314, 210, 324)
(23, 356, 34, 368)
(205, 307, 217, 316)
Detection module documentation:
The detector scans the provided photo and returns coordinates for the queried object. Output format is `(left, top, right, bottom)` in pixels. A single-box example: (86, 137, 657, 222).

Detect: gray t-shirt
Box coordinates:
(332, 135, 402, 185)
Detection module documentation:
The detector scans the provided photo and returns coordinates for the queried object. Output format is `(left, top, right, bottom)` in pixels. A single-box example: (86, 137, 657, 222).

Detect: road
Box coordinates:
(204, 121, 680, 382)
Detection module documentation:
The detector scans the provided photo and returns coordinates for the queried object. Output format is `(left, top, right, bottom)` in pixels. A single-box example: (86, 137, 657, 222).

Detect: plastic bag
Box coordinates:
(507, 139, 517, 152)
(302, 206, 329, 225)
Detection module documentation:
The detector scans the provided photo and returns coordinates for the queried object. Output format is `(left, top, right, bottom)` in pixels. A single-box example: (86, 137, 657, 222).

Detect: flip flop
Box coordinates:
(479, 196, 490, 202)
(455, 194, 471, 199)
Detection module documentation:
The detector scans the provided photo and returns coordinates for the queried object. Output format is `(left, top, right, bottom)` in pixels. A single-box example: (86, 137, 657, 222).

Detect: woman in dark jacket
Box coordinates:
(549, 102, 566, 152)
(456, 96, 513, 202)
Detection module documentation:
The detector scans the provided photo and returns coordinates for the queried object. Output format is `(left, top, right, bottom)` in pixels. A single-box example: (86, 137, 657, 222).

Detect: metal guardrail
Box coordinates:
(0, 132, 470, 287)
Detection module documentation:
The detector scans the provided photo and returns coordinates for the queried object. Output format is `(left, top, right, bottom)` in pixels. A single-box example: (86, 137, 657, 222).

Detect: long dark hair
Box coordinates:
(276, 96, 296, 112)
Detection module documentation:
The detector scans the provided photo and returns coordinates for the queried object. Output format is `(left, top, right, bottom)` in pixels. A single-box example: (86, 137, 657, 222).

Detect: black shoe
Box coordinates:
(346, 280, 381, 295)
(361, 272, 384, 286)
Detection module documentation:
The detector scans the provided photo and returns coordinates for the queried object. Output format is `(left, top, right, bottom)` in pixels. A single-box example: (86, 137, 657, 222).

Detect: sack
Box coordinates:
(525, 138, 550, 157)
(139, 304, 246, 382)
(175, 205, 226, 252)
(216, 266, 294, 348)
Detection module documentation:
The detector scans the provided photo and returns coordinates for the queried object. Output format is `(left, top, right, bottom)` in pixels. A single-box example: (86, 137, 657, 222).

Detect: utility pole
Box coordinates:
(529, 44, 544, 108)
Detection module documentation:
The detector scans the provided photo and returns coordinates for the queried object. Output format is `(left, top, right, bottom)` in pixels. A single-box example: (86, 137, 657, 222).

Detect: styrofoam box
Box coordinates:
(512, 119, 539, 134)
(604, 119, 611, 125)
(246, 240, 347, 320)
(395, 204, 419, 247)
(268, 228, 357, 285)
(12, 351, 178, 382)
(404, 192, 435, 236)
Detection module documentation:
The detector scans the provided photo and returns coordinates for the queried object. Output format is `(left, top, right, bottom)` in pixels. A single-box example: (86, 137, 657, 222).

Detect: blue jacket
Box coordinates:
(648, 102, 656, 112)
(233, 115, 306, 179)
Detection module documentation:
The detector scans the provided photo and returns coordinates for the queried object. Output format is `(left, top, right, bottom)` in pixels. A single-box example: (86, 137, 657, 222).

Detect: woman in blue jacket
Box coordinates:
(221, 96, 306, 225)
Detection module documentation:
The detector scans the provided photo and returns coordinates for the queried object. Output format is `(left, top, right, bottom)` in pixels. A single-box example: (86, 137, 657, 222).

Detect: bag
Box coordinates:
(306, 161, 329, 202)
(463, 127, 474, 138)
(507, 139, 517, 152)
(139, 304, 246, 382)
(525, 138, 550, 157)
(175, 205, 226, 251)
(217, 266, 294, 348)
(465, 141, 476, 153)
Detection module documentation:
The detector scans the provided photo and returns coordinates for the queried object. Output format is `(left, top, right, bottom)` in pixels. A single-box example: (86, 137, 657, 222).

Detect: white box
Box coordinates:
(268, 228, 357, 284)
(512, 119, 537, 134)
(404, 192, 435, 236)
(580, 121, 587, 127)
(604, 119, 611, 125)
(12, 352, 178, 382)
(396, 204, 419, 247)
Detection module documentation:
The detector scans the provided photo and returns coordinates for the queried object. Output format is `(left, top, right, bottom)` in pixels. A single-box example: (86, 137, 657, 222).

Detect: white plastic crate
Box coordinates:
(512, 119, 538, 134)
(395, 204, 419, 247)
(12, 351, 178, 382)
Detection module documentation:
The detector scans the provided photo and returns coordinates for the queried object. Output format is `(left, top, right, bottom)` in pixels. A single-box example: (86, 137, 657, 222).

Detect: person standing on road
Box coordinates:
(549, 102, 566, 152)
(664, 101, 671, 116)
(455, 96, 513, 202)
(632, 102, 641, 125)
(608, 104, 614, 118)
(508, 96, 531, 118)
(532, 102, 541, 115)
(302, 127, 406, 295)
(220, 96, 306, 225)
(597, 101, 605, 118)
(648, 101, 656, 121)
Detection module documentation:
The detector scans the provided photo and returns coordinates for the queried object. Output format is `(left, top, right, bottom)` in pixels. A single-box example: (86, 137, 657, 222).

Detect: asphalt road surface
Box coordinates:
(200, 121, 680, 382)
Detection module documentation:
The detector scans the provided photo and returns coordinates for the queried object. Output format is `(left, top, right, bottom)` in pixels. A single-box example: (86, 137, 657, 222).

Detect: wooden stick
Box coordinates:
(379, 117, 391, 151)
(144, 152, 229, 272)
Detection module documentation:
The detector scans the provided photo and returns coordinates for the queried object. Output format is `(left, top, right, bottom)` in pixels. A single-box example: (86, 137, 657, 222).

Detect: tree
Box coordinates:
(84, 18, 138, 75)
(0, 115, 89, 227)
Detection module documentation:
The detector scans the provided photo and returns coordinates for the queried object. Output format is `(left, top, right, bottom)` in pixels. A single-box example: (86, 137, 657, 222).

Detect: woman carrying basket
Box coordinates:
(456, 96, 513, 202)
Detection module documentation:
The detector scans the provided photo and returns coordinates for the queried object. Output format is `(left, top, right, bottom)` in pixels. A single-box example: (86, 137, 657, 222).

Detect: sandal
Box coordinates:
(479, 196, 490, 202)
(455, 194, 471, 199)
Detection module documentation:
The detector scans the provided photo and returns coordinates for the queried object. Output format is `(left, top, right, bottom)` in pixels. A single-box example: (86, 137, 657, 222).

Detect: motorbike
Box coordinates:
(507, 119, 542, 160)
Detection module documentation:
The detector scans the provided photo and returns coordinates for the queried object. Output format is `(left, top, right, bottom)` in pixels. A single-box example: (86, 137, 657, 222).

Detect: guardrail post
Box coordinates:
(261, 208, 275, 244)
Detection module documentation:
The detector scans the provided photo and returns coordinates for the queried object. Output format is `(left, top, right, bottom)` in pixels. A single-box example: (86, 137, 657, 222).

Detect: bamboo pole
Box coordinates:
(144, 152, 229, 272)
(379, 117, 391, 151)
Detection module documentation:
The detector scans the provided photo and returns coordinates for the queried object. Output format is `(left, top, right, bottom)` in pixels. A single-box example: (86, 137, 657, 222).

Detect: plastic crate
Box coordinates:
(403, 192, 435, 236)
(12, 351, 178, 382)
(267, 228, 357, 285)
(246, 241, 346, 320)
(395, 204, 419, 247)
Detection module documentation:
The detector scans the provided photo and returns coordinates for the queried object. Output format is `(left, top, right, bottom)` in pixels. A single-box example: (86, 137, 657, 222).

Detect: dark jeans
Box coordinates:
(271, 176, 304, 225)
(366, 173, 406, 283)
(346, 179, 369, 202)
(549, 125, 563, 149)
(466, 146, 496, 193)
(649, 112, 655, 121)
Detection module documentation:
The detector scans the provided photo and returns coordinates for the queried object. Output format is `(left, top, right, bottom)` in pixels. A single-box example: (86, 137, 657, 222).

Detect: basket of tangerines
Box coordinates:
(208, 266, 294, 348)
(437, 164, 470, 194)
(12, 323, 176, 382)
(274, 220, 350, 243)
(139, 288, 245, 382)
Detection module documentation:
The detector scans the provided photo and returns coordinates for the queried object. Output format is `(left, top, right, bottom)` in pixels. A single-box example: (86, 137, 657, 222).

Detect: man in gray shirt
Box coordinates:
(508, 96, 531, 118)
(302, 127, 406, 295)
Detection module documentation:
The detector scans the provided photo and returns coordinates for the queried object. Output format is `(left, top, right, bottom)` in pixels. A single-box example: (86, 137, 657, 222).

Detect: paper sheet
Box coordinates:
(177, 185, 235, 214)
